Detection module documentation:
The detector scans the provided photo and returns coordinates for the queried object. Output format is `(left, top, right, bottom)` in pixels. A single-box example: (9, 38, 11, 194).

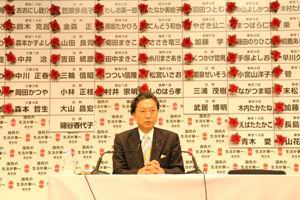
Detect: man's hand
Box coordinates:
(137, 160, 165, 174)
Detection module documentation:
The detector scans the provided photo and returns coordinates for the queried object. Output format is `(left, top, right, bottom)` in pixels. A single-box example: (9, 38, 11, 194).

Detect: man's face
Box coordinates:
(132, 98, 158, 133)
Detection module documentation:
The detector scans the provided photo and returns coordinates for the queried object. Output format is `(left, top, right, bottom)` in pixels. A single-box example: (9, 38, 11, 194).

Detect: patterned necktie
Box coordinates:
(142, 135, 151, 164)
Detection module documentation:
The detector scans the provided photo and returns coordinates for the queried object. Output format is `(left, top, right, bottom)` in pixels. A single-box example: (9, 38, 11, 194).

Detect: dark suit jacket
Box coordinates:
(113, 127, 184, 174)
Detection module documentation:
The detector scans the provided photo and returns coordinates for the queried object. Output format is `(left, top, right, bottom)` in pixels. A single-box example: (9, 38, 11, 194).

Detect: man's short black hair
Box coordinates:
(130, 92, 160, 114)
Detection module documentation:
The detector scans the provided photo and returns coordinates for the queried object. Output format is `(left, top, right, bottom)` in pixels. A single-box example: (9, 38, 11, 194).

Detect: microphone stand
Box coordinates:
(181, 150, 202, 174)
(91, 150, 113, 175)
(182, 150, 207, 200)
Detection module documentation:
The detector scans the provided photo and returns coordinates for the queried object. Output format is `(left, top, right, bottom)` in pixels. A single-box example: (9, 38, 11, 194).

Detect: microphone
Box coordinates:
(136, 141, 142, 151)
(182, 150, 207, 200)
(91, 150, 114, 175)
(181, 150, 202, 174)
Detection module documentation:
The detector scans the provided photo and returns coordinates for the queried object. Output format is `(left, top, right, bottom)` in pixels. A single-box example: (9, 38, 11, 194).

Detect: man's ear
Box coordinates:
(131, 113, 136, 121)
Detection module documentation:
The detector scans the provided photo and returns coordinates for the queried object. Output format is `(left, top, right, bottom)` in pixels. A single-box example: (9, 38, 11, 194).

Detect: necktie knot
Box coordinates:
(142, 135, 150, 143)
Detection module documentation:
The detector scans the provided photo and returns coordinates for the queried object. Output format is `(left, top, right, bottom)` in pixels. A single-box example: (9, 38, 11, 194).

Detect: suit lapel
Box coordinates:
(150, 128, 165, 161)
(128, 128, 144, 168)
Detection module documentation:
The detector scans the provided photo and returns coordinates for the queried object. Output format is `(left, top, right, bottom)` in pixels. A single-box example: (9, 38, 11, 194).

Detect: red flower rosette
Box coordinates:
(95, 19, 104, 31)
(50, 37, 60, 48)
(4, 69, 14, 80)
(272, 66, 283, 78)
(3, 35, 14, 47)
(50, 54, 60, 64)
(139, 19, 148, 32)
(184, 69, 194, 79)
(227, 52, 237, 63)
(95, 35, 105, 47)
(229, 16, 238, 29)
(139, 68, 149, 79)
(138, 53, 149, 64)
(95, 52, 105, 63)
(226, 2, 237, 13)
(274, 102, 285, 113)
(49, 4, 60, 16)
(95, 68, 105, 79)
(4, 4, 15, 15)
(182, 37, 193, 48)
(230, 133, 241, 144)
(49, 69, 60, 80)
(227, 34, 237, 46)
(228, 66, 238, 78)
(2, 103, 14, 114)
(182, 19, 192, 30)
(182, 3, 192, 15)
(94, 3, 104, 15)
(139, 83, 149, 93)
(271, 35, 281, 46)
(273, 83, 282, 95)
(1, 86, 12, 96)
(270, 1, 280, 13)
(139, 36, 150, 47)
(275, 134, 286, 145)
(5, 51, 16, 63)
(138, 3, 148, 14)
(95, 85, 105, 96)
(271, 50, 281, 61)
(3, 19, 14, 31)
(271, 17, 281, 29)
(49, 20, 60, 32)
(228, 117, 239, 128)
(228, 84, 239, 94)
(274, 117, 284, 129)
(184, 53, 194, 64)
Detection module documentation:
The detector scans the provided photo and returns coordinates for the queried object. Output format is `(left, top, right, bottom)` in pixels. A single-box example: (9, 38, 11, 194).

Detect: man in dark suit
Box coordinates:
(113, 92, 184, 174)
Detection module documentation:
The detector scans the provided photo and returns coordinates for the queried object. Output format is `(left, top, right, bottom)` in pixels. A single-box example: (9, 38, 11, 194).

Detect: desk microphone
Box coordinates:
(182, 150, 207, 200)
(181, 150, 202, 174)
(91, 150, 114, 175)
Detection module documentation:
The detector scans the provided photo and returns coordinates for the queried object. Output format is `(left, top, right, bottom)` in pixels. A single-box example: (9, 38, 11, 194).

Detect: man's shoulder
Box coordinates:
(116, 127, 138, 138)
(115, 127, 178, 138)
(154, 127, 178, 137)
